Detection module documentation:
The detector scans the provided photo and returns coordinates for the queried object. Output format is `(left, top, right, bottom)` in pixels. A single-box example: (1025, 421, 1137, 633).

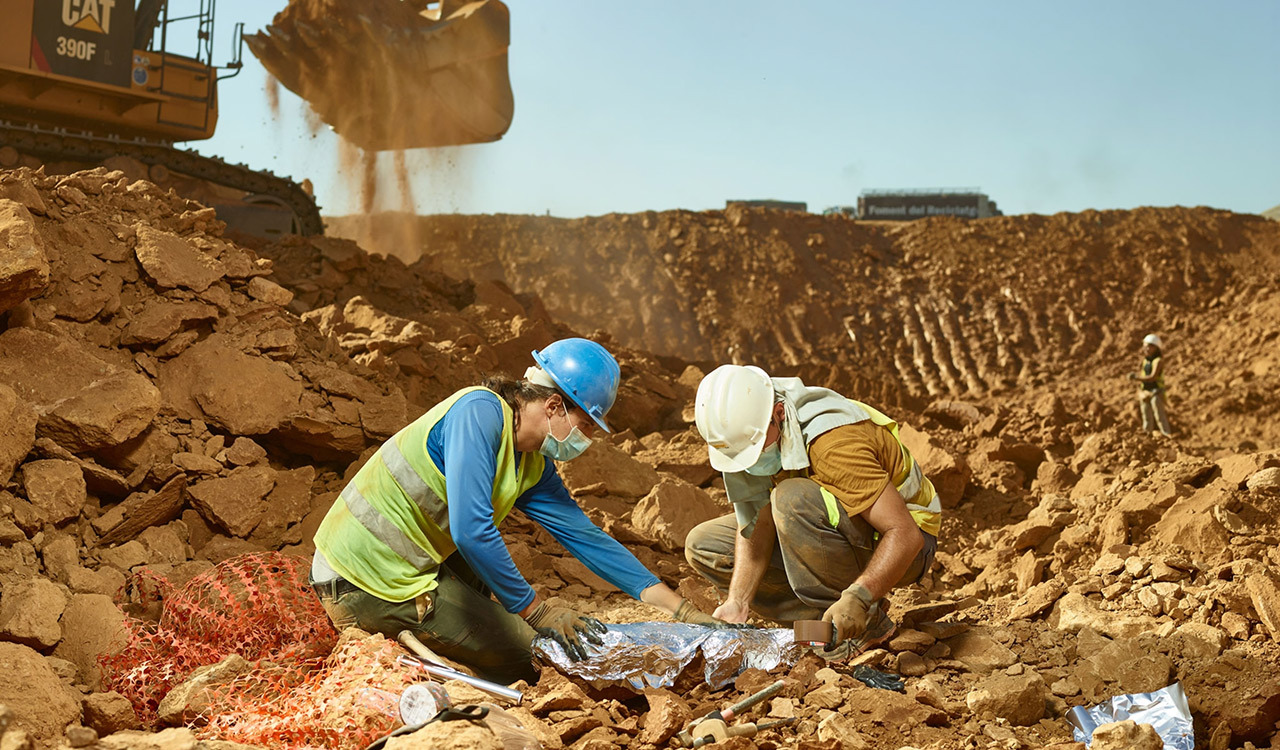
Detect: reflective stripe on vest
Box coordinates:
(897, 460, 923, 502)
(382, 433, 450, 537)
(340, 484, 437, 572)
(314, 386, 549, 603)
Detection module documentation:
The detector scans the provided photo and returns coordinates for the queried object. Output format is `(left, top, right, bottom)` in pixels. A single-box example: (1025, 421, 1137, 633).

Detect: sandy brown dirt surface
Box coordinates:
(1, 167, 1278, 750)
(329, 207, 1280, 448)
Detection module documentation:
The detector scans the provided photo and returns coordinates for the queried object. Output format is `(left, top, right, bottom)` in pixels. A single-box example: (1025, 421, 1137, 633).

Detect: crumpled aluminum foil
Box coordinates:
(1067, 683, 1194, 749)
(532, 622, 801, 691)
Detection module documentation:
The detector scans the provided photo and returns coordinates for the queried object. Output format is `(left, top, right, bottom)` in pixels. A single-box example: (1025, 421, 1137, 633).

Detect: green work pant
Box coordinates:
(1138, 388, 1173, 435)
(314, 555, 539, 685)
(685, 477, 936, 622)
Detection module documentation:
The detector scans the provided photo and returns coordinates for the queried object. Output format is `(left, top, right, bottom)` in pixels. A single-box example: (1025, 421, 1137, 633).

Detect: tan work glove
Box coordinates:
(821, 583, 875, 643)
(524, 601, 607, 661)
(673, 598, 754, 629)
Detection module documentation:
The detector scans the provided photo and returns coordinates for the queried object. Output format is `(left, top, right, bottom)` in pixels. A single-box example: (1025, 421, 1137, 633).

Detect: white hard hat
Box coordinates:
(1143, 333, 1163, 348)
(695, 365, 775, 473)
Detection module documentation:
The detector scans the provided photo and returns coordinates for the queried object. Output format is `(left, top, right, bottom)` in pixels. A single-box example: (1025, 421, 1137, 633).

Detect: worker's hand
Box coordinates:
(524, 601, 606, 661)
(711, 599, 752, 624)
(1127, 372, 1137, 380)
(822, 583, 875, 643)
(674, 599, 754, 629)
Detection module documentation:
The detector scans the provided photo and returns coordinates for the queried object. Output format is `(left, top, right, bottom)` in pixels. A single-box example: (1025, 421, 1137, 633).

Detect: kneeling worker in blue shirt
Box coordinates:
(310, 338, 723, 683)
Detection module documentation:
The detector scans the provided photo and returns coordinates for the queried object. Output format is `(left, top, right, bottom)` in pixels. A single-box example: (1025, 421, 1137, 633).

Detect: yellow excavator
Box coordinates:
(0, 0, 512, 235)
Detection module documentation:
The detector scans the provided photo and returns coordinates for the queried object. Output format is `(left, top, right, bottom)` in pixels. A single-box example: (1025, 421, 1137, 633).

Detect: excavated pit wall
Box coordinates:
(330, 206, 1280, 415)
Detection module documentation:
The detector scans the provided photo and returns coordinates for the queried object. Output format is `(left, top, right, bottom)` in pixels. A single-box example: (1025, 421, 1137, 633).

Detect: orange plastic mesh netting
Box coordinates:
(101, 551, 414, 749)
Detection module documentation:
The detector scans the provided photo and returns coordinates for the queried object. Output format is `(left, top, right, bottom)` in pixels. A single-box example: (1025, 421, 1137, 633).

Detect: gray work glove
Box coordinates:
(822, 583, 875, 643)
(673, 599, 755, 630)
(524, 601, 606, 661)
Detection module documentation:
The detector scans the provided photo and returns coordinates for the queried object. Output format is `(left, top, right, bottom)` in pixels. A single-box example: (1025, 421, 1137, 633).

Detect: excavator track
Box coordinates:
(0, 120, 324, 235)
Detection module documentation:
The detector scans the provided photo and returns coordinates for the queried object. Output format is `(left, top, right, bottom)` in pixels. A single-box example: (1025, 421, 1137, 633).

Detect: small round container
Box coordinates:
(399, 682, 452, 725)
(793, 619, 835, 647)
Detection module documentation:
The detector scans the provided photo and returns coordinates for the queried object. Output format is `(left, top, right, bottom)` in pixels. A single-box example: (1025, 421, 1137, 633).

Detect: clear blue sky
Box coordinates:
(196, 1, 1280, 218)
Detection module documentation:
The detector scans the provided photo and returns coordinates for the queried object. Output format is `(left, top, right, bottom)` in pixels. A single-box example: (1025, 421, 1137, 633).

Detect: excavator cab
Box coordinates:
(0, 0, 323, 236)
(0, 0, 241, 143)
(246, 0, 514, 151)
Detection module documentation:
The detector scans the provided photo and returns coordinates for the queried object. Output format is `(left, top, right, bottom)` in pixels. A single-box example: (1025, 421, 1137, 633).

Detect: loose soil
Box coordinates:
(1, 167, 1278, 750)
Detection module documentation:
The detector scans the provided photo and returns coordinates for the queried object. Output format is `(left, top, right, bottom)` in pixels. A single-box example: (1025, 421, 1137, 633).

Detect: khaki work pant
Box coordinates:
(684, 477, 936, 622)
(314, 554, 539, 685)
(1138, 388, 1173, 435)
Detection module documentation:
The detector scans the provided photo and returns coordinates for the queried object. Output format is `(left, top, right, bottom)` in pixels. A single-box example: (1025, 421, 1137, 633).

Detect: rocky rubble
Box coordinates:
(2, 166, 1280, 749)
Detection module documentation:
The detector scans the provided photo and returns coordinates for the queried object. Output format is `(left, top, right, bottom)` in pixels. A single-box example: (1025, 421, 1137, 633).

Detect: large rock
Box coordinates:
(0, 643, 82, 741)
(249, 466, 315, 547)
(557, 441, 659, 499)
(0, 577, 68, 650)
(965, 672, 1047, 726)
(0, 199, 49, 314)
(133, 225, 225, 291)
(816, 712, 872, 749)
(120, 300, 219, 346)
(944, 630, 1017, 673)
(98, 728, 199, 750)
(899, 424, 971, 508)
(1246, 466, 1280, 492)
(39, 371, 161, 452)
(1071, 638, 1174, 703)
(1051, 592, 1159, 640)
(1216, 453, 1278, 487)
(631, 477, 724, 550)
(1009, 579, 1066, 620)
(1244, 571, 1280, 643)
(633, 434, 718, 487)
(156, 654, 250, 726)
(1183, 653, 1280, 742)
(21, 459, 86, 525)
(94, 426, 181, 475)
(82, 692, 140, 735)
(1150, 485, 1232, 564)
(1090, 720, 1164, 750)
(160, 339, 302, 434)
(0, 384, 37, 485)
(0, 329, 159, 451)
(636, 689, 690, 746)
(188, 466, 277, 538)
(51, 594, 130, 689)
(383, 721, 502, 750)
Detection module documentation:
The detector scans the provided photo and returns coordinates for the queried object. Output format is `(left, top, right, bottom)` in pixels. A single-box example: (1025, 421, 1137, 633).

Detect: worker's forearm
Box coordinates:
(852, 525, 923, 600)
(639, 582, 684, 615)
(725, 508, 776, 607)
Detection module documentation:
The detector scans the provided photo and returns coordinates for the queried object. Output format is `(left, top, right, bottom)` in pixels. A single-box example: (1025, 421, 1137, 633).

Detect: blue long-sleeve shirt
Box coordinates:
(431, 390, 661, 613)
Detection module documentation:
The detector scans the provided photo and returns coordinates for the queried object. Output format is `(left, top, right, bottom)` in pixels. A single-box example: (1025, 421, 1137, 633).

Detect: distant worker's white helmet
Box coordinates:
(695, 365, 775, 473)
(1143, 333, 1163, 348)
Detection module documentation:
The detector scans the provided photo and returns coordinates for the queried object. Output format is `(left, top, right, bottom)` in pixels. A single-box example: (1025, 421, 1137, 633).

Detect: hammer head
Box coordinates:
(693, 718, 731, 742)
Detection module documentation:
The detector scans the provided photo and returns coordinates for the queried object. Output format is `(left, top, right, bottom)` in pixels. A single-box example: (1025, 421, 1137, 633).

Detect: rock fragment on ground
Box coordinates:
(1090, 719, 1164, 750)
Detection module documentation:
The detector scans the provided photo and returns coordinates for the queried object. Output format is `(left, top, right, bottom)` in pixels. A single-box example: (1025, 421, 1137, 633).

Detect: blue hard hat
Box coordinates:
(531, 338, 620, 433)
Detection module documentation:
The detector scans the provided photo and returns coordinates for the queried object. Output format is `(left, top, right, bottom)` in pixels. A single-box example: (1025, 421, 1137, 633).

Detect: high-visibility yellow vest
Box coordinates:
(815, 400, 942, 537)
(1141, 355, 1166, 392)
(314, 387, 547, 602)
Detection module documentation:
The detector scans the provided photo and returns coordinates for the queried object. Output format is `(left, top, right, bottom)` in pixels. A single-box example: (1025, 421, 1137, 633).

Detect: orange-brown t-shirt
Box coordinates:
(807, 422, 905, 518)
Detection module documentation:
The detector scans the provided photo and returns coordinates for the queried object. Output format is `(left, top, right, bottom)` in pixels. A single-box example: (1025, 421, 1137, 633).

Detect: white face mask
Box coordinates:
(539, 403, 592, 462)
(745, 442, 782, 476)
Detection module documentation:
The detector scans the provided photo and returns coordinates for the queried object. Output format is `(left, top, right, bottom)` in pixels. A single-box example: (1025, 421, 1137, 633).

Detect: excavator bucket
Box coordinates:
(246, 0, 513, 152)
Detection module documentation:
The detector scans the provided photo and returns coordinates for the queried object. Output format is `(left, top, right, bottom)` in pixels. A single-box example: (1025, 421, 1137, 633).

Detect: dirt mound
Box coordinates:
(2, 165, 1279, 749)
(330, 207, 1280, 425)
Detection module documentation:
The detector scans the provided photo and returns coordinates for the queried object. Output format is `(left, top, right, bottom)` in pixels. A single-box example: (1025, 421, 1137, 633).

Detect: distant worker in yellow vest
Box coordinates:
(685, 365, 940, 658)
(311, 338, 723, 684)
(1128, 333, 1172, 436)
